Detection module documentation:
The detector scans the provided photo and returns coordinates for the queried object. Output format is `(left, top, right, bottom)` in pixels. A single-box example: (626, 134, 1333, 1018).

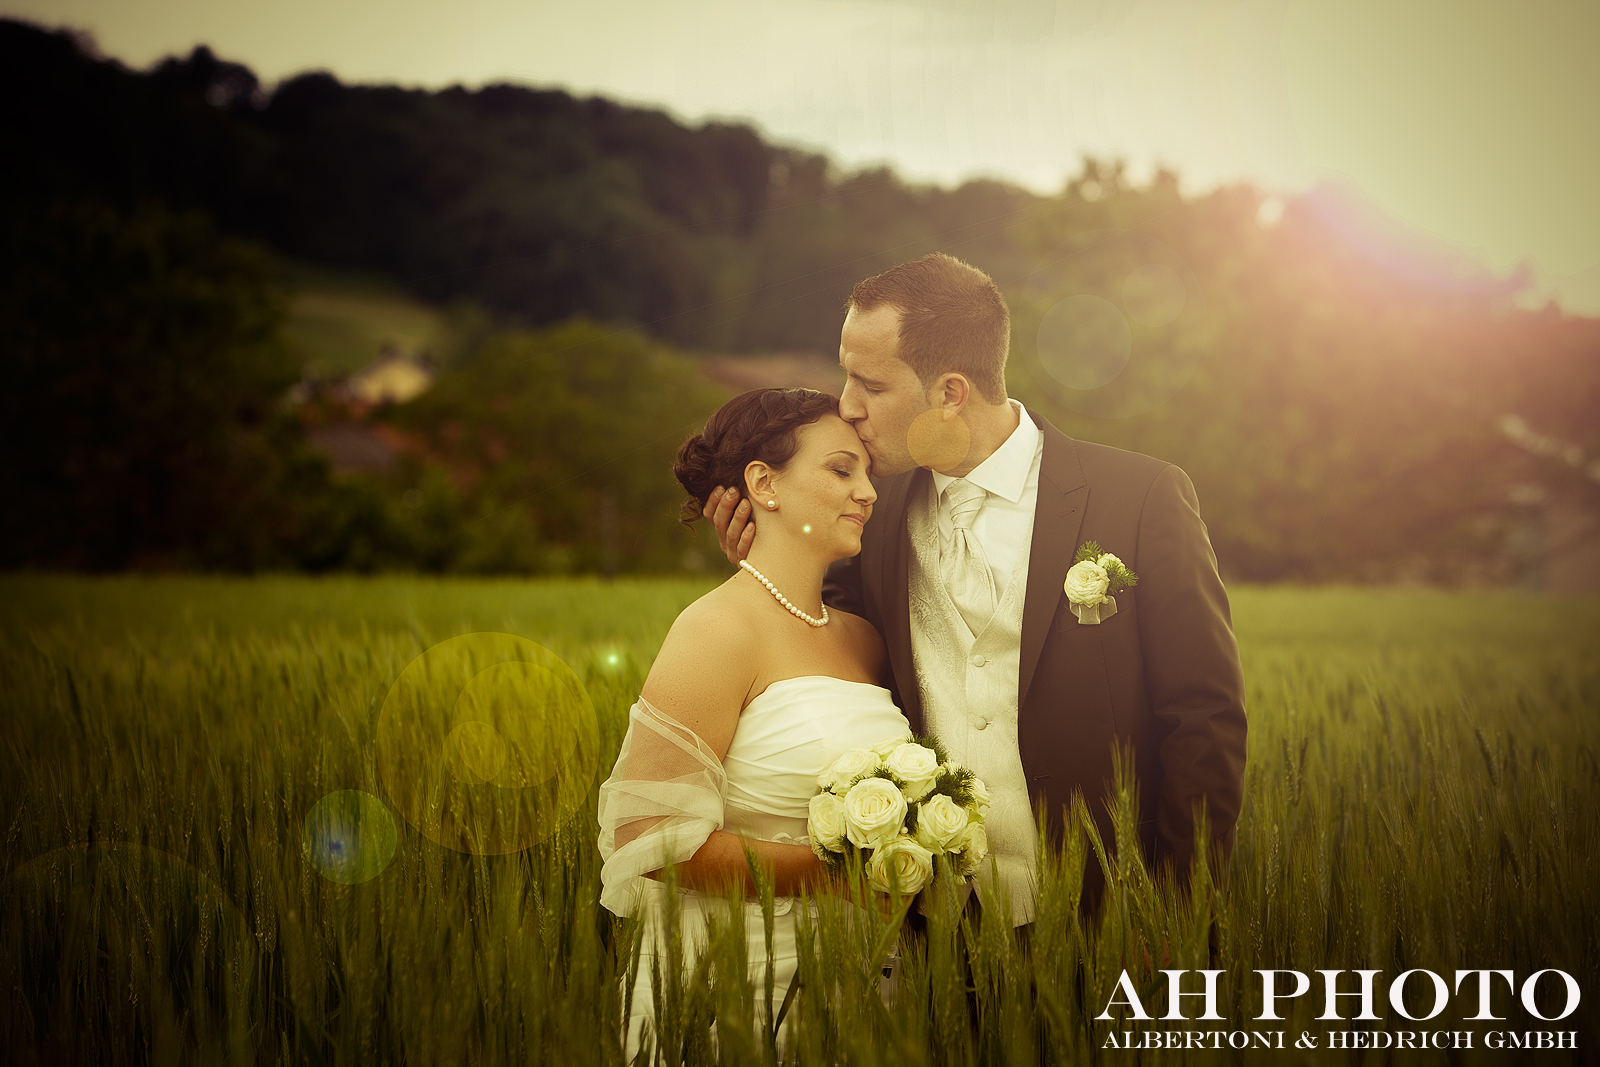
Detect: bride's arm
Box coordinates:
(634, 598, 837, 896)
(660, 830, 836, 898)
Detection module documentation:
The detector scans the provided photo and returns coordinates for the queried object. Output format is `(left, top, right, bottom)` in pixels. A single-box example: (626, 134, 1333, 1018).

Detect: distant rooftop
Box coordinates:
(347, 348, 434, 404)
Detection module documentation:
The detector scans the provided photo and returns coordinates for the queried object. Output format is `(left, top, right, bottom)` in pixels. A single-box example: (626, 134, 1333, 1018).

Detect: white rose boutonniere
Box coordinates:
(1064, 540, 1138, 625)
(1064, 559, 1110, 604)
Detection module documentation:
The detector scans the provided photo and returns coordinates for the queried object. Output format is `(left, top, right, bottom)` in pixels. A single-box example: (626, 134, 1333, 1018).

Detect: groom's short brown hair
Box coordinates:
(845, 252, 1010, 403)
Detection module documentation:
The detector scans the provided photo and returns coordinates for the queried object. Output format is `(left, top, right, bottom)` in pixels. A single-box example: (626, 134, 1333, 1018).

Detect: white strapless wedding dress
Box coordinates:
(597, 675, 910, 1059)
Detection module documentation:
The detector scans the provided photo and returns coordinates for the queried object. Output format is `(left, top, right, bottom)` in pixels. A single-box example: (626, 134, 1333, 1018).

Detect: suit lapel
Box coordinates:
(873, 466, 925, 732)
(1018, 415, 1088, 710)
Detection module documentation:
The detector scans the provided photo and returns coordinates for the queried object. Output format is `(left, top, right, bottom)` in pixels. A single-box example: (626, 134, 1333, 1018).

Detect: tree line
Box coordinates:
(2, 18, 1595, 580)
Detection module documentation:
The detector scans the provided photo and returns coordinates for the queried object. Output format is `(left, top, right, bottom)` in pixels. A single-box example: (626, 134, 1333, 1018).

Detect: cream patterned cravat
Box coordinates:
(941, 478, 997, 636)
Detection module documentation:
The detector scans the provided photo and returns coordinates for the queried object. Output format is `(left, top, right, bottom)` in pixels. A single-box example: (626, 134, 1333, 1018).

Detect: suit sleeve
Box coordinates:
(822, 553, 867, 618)
(1134, 464, 1247, 880)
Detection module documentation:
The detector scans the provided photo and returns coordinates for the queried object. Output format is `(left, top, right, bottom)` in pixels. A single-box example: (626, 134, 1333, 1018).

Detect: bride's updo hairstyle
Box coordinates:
(674, 388, 840, 525)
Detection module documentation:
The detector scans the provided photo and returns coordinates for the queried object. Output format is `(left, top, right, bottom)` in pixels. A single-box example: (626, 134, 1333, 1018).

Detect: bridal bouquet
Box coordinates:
(807, 735, 990, 896)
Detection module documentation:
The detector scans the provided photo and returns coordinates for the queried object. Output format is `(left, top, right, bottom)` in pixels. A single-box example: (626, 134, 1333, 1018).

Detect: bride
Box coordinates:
(596, 387, 911, 1058)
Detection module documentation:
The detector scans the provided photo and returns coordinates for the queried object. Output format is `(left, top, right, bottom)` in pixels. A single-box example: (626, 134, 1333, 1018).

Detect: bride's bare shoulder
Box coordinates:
(639, 581, 761, 755)
(666, 579, 763, 645)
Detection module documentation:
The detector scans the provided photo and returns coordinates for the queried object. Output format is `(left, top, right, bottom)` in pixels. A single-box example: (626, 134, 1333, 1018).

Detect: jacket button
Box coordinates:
(971, 654, 986, 667)
(975, 720, 989, 731)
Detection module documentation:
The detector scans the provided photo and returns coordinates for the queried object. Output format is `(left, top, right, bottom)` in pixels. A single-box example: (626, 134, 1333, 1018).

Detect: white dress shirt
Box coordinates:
(929, 399, 1043, 594)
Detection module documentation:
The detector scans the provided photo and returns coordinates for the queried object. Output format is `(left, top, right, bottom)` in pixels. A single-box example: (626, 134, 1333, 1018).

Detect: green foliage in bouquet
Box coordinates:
(1073, 539, 1139, 594)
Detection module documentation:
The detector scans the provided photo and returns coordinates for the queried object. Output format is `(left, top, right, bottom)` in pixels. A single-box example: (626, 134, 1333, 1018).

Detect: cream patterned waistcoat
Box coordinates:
(907, 480, 1039, 926)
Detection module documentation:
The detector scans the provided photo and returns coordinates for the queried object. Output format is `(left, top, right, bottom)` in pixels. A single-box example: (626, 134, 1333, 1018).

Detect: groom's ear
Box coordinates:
(932, 372, 971, 415)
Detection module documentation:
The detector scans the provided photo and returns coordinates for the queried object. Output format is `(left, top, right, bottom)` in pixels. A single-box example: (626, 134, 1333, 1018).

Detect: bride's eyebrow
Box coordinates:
(825, 450, 861, 462)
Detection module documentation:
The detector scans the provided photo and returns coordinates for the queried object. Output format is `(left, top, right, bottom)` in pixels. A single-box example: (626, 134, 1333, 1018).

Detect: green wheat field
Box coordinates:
(2, 575, 1597, 1065)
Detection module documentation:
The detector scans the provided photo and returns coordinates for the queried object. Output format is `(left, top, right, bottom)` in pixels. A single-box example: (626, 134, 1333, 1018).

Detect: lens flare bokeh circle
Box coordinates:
(906, 407, 972, 471)
(1036, 295, 1132, 390)
(1023, 229, 1214, 419)
(302, 790, 398, 884)
(1121, 262, 1186, 327)
(376, 633, 600, 855)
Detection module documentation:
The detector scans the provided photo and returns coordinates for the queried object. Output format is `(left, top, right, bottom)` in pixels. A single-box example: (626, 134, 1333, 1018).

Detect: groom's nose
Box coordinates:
(838, 382, 866, 423)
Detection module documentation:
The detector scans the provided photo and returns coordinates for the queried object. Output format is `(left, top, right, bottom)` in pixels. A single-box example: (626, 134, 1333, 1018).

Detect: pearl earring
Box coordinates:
(766, 500, 777, 509)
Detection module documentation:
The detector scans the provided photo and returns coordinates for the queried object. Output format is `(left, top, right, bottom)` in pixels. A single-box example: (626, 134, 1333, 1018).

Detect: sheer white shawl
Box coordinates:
(597, 696, 726, 917)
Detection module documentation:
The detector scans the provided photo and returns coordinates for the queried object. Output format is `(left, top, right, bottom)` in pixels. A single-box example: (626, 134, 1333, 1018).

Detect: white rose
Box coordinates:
(953, 821, 989, 877)
(820, 747, 881, 792)
(808, 791, 847, 854)
(1063, 560, 1110, 605)
(842, 777, 908, 850)
(1096, 552, 1123, 571)
(966, 776, 991, 817)
(869, 733, 912, 759)
(913, 794, 970, 852)
(867, 835, 935, 895)
(885, 742, 941, 801)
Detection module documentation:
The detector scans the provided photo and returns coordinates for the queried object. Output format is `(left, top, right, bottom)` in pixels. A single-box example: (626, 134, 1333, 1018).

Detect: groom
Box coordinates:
(708, 252, 1246, 926)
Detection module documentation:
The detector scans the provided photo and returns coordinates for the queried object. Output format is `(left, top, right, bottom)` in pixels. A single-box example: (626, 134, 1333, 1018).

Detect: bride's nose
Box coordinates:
(854, 478, 877, 506)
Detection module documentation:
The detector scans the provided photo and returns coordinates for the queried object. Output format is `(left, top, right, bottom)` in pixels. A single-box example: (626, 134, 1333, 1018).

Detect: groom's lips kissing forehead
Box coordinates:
(854, 433, 882, 473)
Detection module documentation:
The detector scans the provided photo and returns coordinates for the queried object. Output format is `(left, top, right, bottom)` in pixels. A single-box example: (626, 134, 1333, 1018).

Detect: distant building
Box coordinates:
(348, 347, 435, 404)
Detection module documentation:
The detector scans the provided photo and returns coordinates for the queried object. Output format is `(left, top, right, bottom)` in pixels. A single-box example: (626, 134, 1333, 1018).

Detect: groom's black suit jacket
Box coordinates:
(823, 410, 1247, 897)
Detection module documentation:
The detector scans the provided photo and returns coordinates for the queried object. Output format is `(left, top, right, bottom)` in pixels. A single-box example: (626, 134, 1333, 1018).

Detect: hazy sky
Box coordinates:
(9, 0, 1597, 312)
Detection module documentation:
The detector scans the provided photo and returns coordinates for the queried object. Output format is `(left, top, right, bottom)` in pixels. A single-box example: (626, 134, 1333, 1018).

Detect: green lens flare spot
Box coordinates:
(377, 633, 600, 855)
(302, 790, 398, 884)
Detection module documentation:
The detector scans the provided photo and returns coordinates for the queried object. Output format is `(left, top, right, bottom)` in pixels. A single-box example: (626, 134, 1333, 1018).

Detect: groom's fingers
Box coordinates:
(703, 485, 735, 542)
(732, 515, 755, 563)
(721, 497, 753, 564)
(704, 486, 754, 565)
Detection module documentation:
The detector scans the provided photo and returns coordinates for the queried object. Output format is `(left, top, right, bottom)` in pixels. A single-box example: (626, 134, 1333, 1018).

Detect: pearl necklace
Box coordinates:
(738, 560, 830, 627)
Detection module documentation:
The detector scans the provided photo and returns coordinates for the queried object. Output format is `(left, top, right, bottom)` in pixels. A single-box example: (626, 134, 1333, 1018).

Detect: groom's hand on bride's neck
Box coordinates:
(705, 486, 756, 566)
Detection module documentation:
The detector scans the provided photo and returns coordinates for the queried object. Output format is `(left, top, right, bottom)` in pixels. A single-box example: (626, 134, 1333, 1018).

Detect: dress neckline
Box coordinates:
(745, 675, 890, 710)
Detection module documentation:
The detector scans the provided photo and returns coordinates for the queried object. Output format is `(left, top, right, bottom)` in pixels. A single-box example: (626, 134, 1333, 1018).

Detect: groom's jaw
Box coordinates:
(864, 448, 912, 478)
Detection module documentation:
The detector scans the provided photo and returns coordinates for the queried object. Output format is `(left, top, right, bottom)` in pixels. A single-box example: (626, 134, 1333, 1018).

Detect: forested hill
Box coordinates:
(0, 17, 1034, 354)
(3, 17, 1597, 584)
